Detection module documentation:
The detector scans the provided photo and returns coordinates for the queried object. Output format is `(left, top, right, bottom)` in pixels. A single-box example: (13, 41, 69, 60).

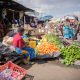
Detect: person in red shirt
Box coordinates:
(13, 28, 25, 49)
(13, 27, 30, 64)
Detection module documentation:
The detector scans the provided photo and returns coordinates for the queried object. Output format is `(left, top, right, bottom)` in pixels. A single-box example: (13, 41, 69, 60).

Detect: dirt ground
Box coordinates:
(20, 60, 80, 80)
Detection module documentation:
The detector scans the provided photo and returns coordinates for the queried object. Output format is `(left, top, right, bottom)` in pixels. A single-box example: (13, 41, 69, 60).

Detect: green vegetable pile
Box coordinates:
(46, 33, 63, 48)
(60, 45, 80, 65)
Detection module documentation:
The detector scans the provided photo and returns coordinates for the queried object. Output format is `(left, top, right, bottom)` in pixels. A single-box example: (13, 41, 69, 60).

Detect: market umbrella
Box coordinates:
(38, 15, 53, 21)
(65, 15, 76, 20)
(70, 19, 75, 23)
(43, 15, 53, 20)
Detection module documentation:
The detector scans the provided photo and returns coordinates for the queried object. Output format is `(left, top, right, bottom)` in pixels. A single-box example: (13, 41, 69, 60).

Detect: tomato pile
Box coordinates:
(36, 42, 60, 54)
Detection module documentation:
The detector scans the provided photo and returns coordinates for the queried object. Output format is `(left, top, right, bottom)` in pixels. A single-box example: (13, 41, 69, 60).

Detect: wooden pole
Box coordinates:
(12, 11, 15, 29)
(24, 15, 25, 27)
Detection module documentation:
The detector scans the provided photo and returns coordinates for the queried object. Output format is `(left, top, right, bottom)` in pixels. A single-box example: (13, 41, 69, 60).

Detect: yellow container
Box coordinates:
(29, 41, 36, 49)
(22, 50, 28, 54)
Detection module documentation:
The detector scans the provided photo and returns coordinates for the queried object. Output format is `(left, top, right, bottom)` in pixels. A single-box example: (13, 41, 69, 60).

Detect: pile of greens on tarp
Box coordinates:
(60, 45, 80, 65)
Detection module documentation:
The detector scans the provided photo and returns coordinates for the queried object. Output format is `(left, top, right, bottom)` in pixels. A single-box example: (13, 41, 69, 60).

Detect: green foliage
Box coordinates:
(46, 33, 63, 48)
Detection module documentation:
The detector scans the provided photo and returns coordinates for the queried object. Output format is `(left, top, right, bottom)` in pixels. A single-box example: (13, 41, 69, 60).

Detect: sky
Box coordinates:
(15, 0, 80, 18)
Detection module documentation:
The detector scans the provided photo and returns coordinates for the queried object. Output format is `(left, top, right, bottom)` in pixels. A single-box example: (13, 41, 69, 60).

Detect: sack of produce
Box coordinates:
(6, 37, 13, 45)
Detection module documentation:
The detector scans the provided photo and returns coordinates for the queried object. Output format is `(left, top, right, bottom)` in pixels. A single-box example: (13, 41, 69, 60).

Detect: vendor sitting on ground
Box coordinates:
(13, 27, 35, 64)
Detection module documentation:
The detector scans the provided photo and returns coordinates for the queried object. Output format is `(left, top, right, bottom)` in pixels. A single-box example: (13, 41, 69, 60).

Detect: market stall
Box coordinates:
(0, 0, 35, 34)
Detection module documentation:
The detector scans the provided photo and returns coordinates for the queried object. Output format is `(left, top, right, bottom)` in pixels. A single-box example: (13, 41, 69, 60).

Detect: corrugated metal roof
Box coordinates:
(0, 0, 34, 12)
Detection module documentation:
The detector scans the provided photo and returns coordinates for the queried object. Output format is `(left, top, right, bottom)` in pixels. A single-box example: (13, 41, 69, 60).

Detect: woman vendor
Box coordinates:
(13, 27, 35, 64)
(63, 20, 70, 39)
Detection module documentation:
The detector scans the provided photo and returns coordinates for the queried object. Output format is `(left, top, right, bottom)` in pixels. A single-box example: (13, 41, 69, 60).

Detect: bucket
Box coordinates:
(29, 41, 36, 49)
